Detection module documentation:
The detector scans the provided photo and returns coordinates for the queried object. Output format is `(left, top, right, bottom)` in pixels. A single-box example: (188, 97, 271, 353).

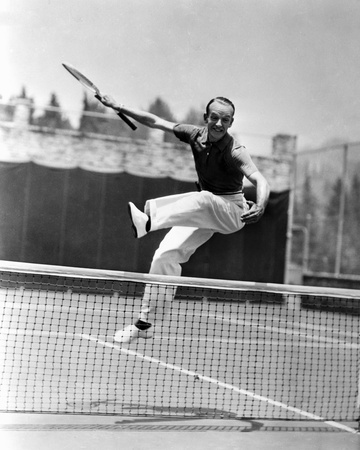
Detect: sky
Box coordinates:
(1, 0, 360, 154)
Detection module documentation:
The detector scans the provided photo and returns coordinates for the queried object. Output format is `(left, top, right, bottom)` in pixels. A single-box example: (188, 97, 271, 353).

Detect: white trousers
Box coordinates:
(138, 191, 248, 324)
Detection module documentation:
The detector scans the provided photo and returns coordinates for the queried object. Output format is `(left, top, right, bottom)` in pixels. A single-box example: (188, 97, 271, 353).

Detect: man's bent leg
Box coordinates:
(146, 191, 247, 234)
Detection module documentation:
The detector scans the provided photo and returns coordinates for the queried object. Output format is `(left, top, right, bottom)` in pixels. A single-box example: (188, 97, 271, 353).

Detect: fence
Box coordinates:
(292, 142, 360, 282)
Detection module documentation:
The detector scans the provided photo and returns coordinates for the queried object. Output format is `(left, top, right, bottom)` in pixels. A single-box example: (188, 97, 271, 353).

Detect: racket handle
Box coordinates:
(94, 94, 137, 131)
(117, 111, 137, 130)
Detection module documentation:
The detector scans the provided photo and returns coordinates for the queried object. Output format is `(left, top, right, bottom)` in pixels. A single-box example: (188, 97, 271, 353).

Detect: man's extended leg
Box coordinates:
(114, 226, 214, 343)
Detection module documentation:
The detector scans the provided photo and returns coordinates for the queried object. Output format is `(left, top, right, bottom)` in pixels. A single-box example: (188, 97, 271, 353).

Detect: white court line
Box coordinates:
(0, 328, 80, 340)
(0, 328, 349, 349)
(2, 287, 358, 339)
(81, 333, 359, 435)
(1, 293, 357, 335)
(1, 299, 358, 349)
(0, 299, 121, 314)
(2, 295, 359, 339)
(2, 289, 358, 339)
(0, 326, 358, 350)
(188, 311, 359, 349)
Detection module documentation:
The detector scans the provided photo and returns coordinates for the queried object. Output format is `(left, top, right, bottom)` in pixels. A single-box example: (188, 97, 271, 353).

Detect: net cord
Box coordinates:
(0, 260, 359, 300)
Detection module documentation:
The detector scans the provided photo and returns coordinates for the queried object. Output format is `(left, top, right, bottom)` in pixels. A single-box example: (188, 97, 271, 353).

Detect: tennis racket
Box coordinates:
(62, 62, 137, 131)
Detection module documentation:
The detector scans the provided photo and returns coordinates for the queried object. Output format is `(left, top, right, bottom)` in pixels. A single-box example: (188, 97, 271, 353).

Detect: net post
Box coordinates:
(357, 369, 360, 432)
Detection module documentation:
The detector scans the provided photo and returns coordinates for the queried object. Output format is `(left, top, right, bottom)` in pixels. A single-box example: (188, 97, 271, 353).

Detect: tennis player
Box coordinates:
(98, 94, 270, 343)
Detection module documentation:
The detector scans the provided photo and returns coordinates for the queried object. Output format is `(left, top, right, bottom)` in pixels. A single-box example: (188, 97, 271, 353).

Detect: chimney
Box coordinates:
(272, 134, 297, 159)
(13, 98, 32, 128)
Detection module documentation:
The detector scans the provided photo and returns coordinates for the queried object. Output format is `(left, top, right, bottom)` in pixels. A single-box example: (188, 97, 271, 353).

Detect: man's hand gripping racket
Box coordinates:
(241, 201, 265, 225)
(62, 63, 137, 131)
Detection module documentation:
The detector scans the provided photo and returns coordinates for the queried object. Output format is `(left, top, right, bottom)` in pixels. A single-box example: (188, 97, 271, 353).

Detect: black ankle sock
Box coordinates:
(145, 217, 151, 232)
(135, 319, 152, 330)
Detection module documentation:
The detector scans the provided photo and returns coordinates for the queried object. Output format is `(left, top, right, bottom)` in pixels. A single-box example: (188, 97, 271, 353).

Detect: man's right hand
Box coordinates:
(96, 94, 119, 110)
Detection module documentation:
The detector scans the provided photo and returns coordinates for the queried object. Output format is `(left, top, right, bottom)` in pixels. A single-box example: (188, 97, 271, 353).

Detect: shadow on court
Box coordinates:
(0, 413, 359, 450)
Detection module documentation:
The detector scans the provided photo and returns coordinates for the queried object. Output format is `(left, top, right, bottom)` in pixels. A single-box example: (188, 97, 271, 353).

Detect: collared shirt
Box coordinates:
(173, 124, 258, 194)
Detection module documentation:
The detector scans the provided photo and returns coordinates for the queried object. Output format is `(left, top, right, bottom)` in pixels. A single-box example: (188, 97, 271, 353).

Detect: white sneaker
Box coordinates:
(114, 324, 153, 343)
(128, 202, 149, 238)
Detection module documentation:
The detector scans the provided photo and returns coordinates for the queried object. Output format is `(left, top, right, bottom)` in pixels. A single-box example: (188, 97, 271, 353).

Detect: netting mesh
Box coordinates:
(0, 263, 359, 421)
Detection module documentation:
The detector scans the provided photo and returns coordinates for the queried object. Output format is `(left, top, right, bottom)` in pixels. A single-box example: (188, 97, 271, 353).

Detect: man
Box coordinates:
(98, 94, 270, 343)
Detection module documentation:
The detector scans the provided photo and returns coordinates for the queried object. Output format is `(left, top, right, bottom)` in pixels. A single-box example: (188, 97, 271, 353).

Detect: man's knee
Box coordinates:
(197, 190, 213, 201)
(150, 249, 184, 276)
(195, 190, 216, 211)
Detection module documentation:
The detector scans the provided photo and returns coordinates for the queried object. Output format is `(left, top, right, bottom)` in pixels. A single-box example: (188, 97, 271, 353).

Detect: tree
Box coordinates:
(316, 177, 342, 273)
(33, 93, 72, 130)
(293, 171, 323, 270)
(182, 106, 205, 126)
(19, 86, 28, 99)
(148, 97, 176, 122)
(78, 93, 131, 136)
(342, 173, 360, 274)
(0, 101, 15, 122)
(5, 86, 36, 124)
(78, 93, 107, 134)
(148, 97, 178, 143)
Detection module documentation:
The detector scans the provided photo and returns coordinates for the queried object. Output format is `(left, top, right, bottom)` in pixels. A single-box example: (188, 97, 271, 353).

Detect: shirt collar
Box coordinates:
(199, 127, 232, 151)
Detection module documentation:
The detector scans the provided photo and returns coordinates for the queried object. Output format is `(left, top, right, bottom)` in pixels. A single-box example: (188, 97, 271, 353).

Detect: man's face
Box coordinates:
(205, 100, 234, 142)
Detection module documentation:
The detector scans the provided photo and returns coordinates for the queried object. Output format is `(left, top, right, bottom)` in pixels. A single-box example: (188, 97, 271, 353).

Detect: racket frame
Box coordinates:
(62, 63, 137, 130)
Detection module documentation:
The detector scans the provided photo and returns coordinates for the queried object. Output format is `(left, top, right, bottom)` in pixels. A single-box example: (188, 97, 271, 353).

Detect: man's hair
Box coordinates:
(205, 97, 235, 116)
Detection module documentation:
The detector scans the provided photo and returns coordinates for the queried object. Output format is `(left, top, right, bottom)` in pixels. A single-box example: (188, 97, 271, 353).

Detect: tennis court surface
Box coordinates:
(0, 260, 359, 449)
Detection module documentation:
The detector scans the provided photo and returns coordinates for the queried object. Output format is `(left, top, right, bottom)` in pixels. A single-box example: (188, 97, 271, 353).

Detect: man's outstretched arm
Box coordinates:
(97, 94, 176, 133)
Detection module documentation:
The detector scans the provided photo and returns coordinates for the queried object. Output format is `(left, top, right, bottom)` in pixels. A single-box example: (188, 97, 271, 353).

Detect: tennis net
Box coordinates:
(0, 260, 359, 423)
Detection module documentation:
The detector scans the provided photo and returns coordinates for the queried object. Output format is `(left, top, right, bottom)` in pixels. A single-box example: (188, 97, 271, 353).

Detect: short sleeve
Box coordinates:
(173, 124, 201, 144)
(231, 146, 259, 177)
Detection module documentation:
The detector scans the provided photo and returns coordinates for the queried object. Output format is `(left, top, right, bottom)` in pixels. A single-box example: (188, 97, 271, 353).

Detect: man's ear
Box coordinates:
(203, 113, 208, 123)
(229, 117, 234, 128)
